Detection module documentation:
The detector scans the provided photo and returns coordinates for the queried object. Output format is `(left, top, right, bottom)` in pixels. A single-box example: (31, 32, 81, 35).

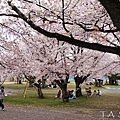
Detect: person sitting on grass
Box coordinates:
(96, 89, 102, 96)
(69, 90, 76, 99)
(55, 90, 61, 98)
(86, 87, 92, 98)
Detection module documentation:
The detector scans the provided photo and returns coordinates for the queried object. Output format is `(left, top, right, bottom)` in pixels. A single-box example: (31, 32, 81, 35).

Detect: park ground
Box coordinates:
(0, 81, 120, 120)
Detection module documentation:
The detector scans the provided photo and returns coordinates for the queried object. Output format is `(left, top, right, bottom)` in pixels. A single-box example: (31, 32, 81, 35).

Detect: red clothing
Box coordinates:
(57, 90, 61, 98)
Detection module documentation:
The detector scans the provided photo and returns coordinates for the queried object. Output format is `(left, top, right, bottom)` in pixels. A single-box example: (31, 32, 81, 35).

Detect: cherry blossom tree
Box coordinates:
(0, 0, 120, 101)
(0, 0, 120, 55)
(0, 31, 119, 100)
(58, 46, 120, 97)
(0, 23, 119, 99)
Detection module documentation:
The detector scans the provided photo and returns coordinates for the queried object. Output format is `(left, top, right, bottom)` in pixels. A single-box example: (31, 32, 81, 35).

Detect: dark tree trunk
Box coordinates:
(74, 75, 83, 97)
(41, 74, 48, 88)
(33, 81, 44, 99)
(56, 80, 69, 102)
(94, 79, 98, 87)
(55, 73, 69, 102)
(17, 77, 22, 84)
(38, 88, 44, 98)
(109, 78, 115, 85)
(108, 75, 117, 85)
(99, 0, 120, 31)
(94, 79, 103, 87)
(42, 79, 46, 88)
(29, 81, 34, 87)
(76, 87, 82, 97)
(23, 74, 41, 98)
(98, 79, 103, 87)
(37, 80, 44, 98)
(74, 74, 90, 97)
(38, 87, 44, 99)
(61, 87, 69, 103)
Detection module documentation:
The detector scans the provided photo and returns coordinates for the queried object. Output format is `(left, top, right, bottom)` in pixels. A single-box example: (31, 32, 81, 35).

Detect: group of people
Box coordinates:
(85, 87, 102, 98)
(55, 89, 76, 99)
(55, 87, 102, 99)
(95, 89, 102, 96)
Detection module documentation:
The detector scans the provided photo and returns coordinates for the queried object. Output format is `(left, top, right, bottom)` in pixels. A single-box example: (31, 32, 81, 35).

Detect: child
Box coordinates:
(86, 87, 92, 98)
(96, 89, 102, 96)
(0, 86, 5, 111)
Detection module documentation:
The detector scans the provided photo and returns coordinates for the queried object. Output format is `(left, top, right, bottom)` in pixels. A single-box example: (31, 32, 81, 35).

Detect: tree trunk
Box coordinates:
(61, 88, 69, 103)
(74, 74, 90, 97)
(23, 74, 36, 87)
(33, 82, 44, 99)
(17, 77, 22, 84)
(55, 73, 69, 102)
(61, 86, 69, 103)
(94, 79, 98, 86)
(109, 78, 115, 85)
(98, 79, 103, 87)
(23, 74, 44, 98)
(38, 87, 44, 99)
(99, 0, 120, 31)
(28, 76, 35, 87)
(41, 78, 46, 88)
(29, 81, 34, 87)
(76, 87, 82, 97)
(108, 76, 116, 85)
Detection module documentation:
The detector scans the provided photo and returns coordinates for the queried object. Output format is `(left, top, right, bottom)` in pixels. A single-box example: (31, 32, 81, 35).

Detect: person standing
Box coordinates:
(0, 86, 5, 111)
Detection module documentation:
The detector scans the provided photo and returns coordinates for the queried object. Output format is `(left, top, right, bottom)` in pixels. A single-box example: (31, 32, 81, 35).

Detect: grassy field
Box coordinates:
(2, 81, 120, 119)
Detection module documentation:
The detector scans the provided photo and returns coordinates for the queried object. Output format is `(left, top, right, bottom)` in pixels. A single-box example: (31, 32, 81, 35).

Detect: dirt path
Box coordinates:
(1, 104, 120, 120)
(0, 104, 99, 120)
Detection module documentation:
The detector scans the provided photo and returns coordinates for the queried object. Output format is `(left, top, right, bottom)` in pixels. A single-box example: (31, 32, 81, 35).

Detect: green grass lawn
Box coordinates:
(3, 82, 120, 109)
(2, 81, 120, 119)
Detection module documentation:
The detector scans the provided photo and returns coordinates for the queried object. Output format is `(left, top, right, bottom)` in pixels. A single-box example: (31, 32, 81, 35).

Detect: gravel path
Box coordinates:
(0, 104, 100, 120)
(1, 104, 120, 120)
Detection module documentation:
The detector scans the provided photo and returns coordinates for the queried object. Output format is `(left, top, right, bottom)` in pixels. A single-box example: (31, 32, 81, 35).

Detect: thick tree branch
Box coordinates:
(99, 0, 120, 31)
(7, 1, 120, 56)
